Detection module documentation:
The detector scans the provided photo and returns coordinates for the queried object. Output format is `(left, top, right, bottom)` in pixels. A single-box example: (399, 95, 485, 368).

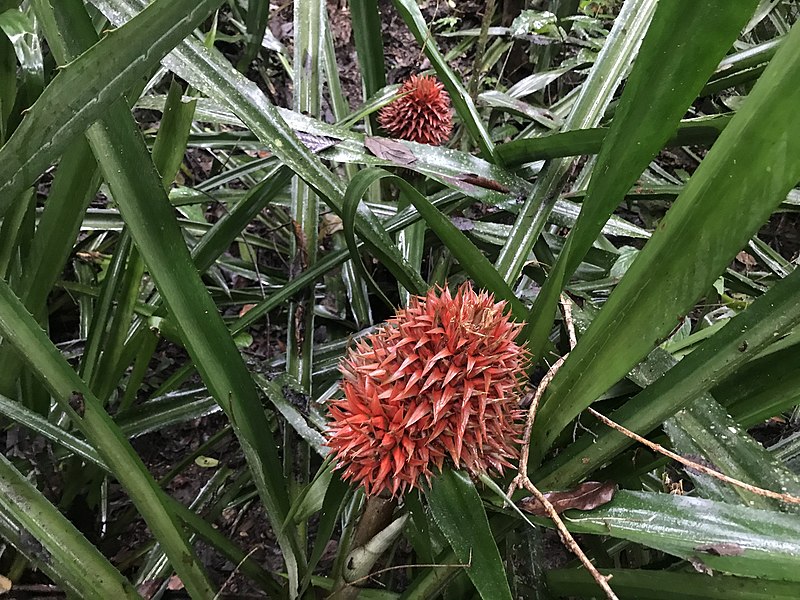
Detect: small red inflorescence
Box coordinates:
(378, 74, 453, 146)
(326, 283, 527, 497)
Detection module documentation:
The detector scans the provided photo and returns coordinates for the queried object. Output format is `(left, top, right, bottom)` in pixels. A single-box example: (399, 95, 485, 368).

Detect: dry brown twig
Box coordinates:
(555, 293, 800, 507)
(507, 293, 618, 600)
(340, 552, 471, 591)
(560, 293, 577, 349)
(213, 545, 262, 600)
(586, 407, 800, 505)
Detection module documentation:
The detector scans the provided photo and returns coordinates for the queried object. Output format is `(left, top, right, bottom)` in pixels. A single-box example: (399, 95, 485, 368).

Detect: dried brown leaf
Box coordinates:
(137, 580, 161, 599)
(364, 136, 417, 166)
(167, 574, 185, 591)
(449, 216, 474, 231)
(695, 543, 745, 557)
(458, 173, 510, 193)
(688, 556, 714, 575)
(296, 131, 340, 154)
(735, 251, 757, 268)
(520, 481, 617, 516)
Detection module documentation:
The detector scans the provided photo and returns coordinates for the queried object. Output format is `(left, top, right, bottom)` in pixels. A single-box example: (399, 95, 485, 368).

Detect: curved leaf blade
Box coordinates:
(536, 263, 800, 488)
(526, 0, 760, 359)
(0, 280, 217, 597)
(561, 490, 800, 581)
(494, 0, 657, 284)
(344, 167, 528, 318)
(0, 0, 225, 216)
(427, 470, 513, 600)
(0, 453, 138, 599)
(546, 568, 800, 600)
(532, 21, 800, 458)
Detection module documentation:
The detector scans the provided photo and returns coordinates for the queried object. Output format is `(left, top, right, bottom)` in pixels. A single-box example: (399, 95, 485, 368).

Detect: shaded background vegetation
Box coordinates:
(0, 0, 799, 598)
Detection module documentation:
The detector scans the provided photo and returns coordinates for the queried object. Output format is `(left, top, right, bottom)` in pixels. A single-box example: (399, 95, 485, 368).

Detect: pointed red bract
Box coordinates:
(378, 74, 453, 146)
(326, 283, 527, 497)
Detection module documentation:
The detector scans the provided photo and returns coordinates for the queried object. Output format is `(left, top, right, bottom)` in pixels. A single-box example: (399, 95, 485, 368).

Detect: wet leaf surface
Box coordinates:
(695, 543, 745, 557)
(449, 216, 474, 231)
(457, 173, 511, 193)
(364, 136, 417, 165)
(520, 481, 617, 516)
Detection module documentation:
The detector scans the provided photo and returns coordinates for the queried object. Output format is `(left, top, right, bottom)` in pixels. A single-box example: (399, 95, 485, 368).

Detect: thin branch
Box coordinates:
(343, 552, 471, 589)
(506, 295, 618, 600)
(519, 478, 618, 600)
(213, 545, 262, 600)
(508, 340, 616, 598)
(587, 407, 800, 506)
(560, 294, 577, 349)
(509, 355, 567, 497)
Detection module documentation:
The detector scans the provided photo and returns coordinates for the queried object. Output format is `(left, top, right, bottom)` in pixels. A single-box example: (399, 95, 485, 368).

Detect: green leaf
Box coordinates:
(531, 20, 800, 460)
(135, 90, 531, 210)
(0, 453, 138, 599)
(239, 0, 270, 69)
(0, 0, 225, 217)
(559, 490, 800, 581)
(345, 167, 529, 318)
(36, 0, 303, 592)
(0, 7, 43, 113)
(665, 397, 800, 510)
(494, 0, 657, 284)
(93, 0, 442, 301)
(719, 342, 800, 428)
(427, 470, 513, 600)
(546, 568, 800, 599)
(255, 373, 328, 456)
(342, 167, 427, 299)
(151, 78, 196, 187)
(526, 0, 760, 360)
(300, 468, 351, 593)
(0, 279, 216, 597)
(0, 392, 105, 468)
(535, 264, 800, 488)
(350, 0, 385, 132)
(495, 115, 732, 165)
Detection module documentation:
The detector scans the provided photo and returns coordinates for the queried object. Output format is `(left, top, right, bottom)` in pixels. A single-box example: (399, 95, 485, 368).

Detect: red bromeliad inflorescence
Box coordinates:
(378, 74, 453, 146)
(326, 283, 527, 497)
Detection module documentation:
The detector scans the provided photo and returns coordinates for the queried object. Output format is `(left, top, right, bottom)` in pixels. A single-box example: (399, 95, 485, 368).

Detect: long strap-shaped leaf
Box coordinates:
(34, 0, 304, 593)
(427, 470, 513, 600)
(0, 279, 216, 597)
(546, 568, 800, 599)
(343, 167, 528, 319)
(0, 393, 285, 596)
(531, 20, 800, 461)
(525, 0, 761, 360)
(89, 0, 416, 283)
(665, 397, 800, 511)
(495, 114, 733, 165)
(535, 259, 800, 488)
(560, 490, 800, 581)
(0, 453, 138, 599)
(494, 0, 657, 284)
(350, 0, 385, 134)
(0, 0, 222, 217)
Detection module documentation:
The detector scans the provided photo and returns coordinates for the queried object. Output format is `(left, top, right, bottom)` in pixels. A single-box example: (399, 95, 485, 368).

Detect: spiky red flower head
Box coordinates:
(326, 282, 527, 497)
(378, 74, 453, 146)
